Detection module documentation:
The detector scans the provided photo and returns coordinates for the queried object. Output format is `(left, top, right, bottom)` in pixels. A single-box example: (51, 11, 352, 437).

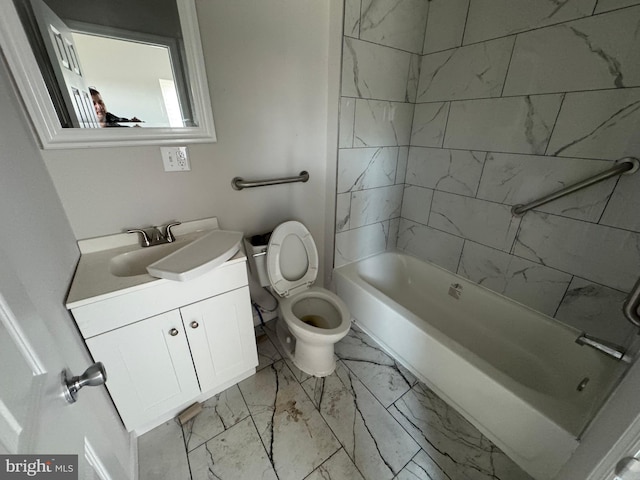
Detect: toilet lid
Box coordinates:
(267, 221, 318, 297)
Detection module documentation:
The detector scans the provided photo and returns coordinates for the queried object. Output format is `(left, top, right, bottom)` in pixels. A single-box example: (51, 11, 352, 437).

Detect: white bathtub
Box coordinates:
(334, 252, 622, 480)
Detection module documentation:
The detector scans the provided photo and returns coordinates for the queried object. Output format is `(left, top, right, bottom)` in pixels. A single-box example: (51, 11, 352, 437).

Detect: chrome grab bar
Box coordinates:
(232, 171, 309, 190)
(511, 157, 639, 217)
(623, 276, 640, 329)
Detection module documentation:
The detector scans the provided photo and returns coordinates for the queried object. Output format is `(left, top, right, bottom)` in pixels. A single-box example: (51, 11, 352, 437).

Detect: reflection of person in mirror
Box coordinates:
(89, 88, 142, 127)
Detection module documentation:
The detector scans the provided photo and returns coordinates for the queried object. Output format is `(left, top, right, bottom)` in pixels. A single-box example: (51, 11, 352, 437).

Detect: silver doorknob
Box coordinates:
(190, 321, 199, 329)
(62, 362, 107, 404)
(616, 457, 640, 479)
(169, 328, 179, 336)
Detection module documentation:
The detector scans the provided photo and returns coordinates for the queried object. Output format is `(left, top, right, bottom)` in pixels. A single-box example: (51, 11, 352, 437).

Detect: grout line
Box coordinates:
(474, 151, 489, 198)
(544, 93, 566, 156)
(420, 0, 431, 55)
(553, 276, 575, 317)
(357, 0, 362, 39)
(426, 187, 434, 226)
(407, 85, 640, 106)
(509, 216, 523, 254)
(183, 424, 195, 480)
(455, 239, 466, 274)
(500, 35, 518, 97)
(596, 174, 621, 225)
(350, 99, 357, 148)
(439, 102, 452, 149)
(404, 55, 414, 103)
(460, 0, 473, 47)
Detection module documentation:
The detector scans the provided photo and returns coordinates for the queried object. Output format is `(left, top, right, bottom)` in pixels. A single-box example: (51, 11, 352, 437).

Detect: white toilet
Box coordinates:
(254, 220, 351, 377)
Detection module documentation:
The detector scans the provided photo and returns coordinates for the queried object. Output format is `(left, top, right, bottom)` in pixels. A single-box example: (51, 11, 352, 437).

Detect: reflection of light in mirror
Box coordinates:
(72, 33, 182, 127)
(159, 79, 183, 128)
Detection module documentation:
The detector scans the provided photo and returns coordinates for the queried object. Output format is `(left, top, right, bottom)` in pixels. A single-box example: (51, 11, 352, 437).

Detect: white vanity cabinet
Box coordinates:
(68, 255, 258, 434)
(85, 310, 201, 430)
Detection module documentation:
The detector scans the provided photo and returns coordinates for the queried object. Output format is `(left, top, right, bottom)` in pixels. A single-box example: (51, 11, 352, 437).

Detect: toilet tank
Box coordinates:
(243, 235, 270, 287)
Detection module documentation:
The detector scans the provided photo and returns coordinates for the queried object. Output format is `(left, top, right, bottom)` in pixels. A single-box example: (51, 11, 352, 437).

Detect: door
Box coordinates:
(30, 0, 98, 128)
(0, 249, 132, 479)
(86, 311, 201, 432)
(0, 51, 132, 478)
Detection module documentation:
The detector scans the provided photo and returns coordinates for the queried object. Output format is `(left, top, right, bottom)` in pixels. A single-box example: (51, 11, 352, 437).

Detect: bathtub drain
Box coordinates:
(577, 377, 590, 392)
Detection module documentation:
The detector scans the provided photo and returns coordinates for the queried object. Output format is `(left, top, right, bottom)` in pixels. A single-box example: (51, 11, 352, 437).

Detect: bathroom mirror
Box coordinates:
(0, 0, 216, 149)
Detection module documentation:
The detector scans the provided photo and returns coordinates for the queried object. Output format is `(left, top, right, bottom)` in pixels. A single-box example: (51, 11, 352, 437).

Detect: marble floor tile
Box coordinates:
(181, 385, 250, 452)
(188, 416, 277, 480)
(138, 419, 190, 480)
(390, 383, 533, 480)
(301, 361, 420, 480)
(335, 327, 417, 407)
(138, 322, 536, 480)
(395, 450, 449, 480)
(238, 360, 341, 480)
(305, 448, 365, 480)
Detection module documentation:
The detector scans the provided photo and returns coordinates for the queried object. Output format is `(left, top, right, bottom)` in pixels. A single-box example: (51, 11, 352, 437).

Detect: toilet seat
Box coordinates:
(267, 221, 319, 297)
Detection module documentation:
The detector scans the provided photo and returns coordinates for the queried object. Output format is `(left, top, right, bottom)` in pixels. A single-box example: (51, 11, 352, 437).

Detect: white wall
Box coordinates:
(42, 0, 340, 284)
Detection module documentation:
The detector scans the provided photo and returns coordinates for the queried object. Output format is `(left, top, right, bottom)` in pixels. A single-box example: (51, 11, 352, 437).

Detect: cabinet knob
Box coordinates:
(190, 321, 199, 329)
(169, 328, 179, 336)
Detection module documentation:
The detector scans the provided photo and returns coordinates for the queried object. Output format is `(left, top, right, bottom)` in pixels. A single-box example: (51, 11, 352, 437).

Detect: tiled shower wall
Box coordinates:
(335, 0, 640, 346)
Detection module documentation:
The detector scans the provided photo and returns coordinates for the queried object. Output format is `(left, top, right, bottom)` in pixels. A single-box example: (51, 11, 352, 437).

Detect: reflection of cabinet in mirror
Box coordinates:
(0, 0, 216, 148)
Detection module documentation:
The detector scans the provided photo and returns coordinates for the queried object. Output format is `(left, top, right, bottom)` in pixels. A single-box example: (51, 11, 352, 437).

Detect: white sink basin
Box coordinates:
(109, 239, 192, 277)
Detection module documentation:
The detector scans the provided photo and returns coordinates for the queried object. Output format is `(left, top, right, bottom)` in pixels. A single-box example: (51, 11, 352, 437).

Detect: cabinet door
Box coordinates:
(182, 286, 258, 393)
(86, 310, 200, 431)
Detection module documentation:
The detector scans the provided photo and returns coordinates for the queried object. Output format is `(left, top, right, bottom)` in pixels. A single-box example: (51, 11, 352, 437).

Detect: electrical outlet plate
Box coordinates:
(161, 146, 190, 172)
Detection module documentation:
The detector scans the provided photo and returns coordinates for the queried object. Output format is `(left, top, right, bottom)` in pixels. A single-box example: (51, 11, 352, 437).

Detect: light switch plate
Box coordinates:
(161, 146, 190, 171)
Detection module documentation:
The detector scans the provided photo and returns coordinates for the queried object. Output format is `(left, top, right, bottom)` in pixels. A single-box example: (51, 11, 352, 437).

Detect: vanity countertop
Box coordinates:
(66, 217, 246, 309)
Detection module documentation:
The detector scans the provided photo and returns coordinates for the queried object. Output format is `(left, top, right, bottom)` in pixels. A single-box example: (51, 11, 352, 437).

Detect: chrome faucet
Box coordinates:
(575, 333, 628, 362)
(127, 222, 181, 247)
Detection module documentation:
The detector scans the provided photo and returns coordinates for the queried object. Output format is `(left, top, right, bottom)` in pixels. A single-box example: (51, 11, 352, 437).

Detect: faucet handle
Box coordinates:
(164, 222, 181, 242)
(127, 228, 151, 247)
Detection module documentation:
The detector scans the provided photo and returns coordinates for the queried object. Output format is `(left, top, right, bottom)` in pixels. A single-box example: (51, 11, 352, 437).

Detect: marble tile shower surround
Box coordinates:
(138, 323, 534, 480)
(336, 0, 640, 347)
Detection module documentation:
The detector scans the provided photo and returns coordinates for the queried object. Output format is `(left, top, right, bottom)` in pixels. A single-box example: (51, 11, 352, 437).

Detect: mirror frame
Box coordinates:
(0, 0, 216, 149)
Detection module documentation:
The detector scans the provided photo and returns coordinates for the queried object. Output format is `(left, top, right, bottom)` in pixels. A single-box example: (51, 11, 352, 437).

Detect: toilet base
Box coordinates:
(276, 319, 337, 377)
